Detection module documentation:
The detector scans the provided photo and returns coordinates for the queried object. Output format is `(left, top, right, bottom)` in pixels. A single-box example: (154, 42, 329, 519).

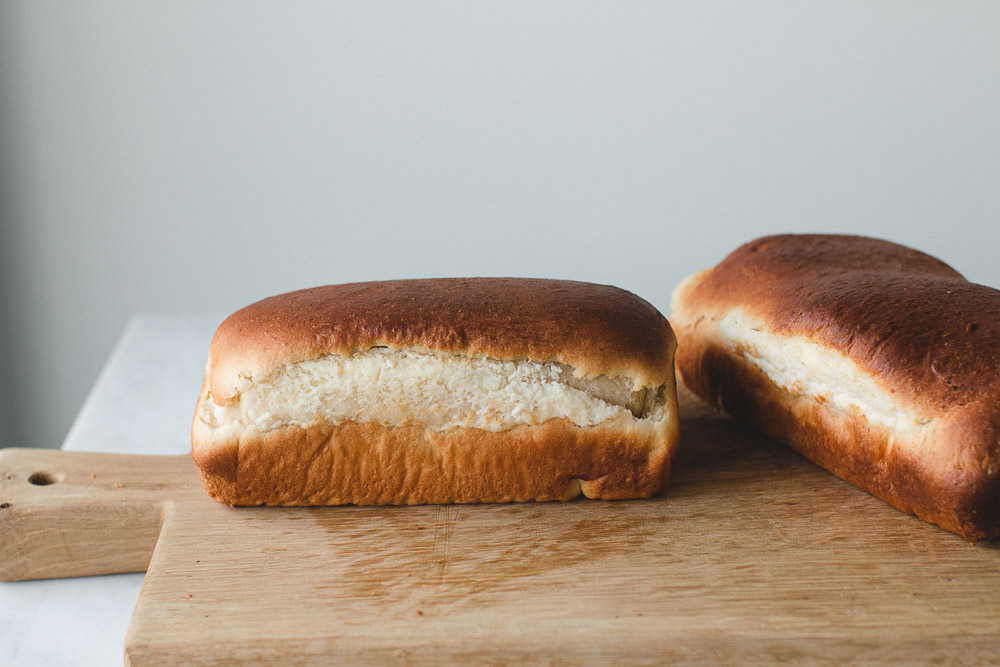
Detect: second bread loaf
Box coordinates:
(671, 234, 1000, 541)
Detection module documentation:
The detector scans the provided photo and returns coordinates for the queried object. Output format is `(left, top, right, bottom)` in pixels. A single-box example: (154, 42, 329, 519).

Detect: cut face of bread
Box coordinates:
(199, 347, 661, 433)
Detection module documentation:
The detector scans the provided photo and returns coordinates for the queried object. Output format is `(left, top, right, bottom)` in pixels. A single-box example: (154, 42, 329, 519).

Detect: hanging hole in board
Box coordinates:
(28, 471, 65, 486)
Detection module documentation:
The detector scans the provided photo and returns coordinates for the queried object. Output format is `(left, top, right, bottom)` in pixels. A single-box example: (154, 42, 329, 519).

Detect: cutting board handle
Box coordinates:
(0, 448, 197, 581)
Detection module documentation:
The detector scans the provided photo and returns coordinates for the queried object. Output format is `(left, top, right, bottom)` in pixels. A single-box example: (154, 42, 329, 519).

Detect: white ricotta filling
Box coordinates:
(201, 348, 658, 432)
(716, 312, 926, 433)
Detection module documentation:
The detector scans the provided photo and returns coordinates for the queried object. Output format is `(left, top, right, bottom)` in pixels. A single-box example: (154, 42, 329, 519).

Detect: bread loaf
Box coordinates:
(671, 234, 1000, 541)
(193, 278, 680, 506)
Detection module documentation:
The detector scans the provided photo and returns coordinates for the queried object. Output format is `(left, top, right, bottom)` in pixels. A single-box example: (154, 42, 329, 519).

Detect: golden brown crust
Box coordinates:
(192, 381, 680, 506)
(676, 235, 993, 414)
(208, 278, 676, 405)
(672, 234, 1000, 541)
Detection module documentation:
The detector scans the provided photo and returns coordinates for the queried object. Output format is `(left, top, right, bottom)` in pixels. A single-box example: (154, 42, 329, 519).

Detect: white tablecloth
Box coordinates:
(0, 315, 222, 666)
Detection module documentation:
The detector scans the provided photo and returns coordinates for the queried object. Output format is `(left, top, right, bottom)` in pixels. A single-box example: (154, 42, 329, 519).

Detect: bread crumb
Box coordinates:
(113, 483, 124, 489)
(414, 609, 423, 616)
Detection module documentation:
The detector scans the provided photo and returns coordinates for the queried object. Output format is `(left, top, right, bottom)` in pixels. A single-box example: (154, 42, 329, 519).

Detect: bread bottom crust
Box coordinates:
(191, 375, 679, 506)
(676, 330, 1000, 542)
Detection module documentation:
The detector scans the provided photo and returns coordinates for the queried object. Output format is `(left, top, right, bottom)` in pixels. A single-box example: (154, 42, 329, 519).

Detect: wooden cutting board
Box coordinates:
(2, 389, 999, 664)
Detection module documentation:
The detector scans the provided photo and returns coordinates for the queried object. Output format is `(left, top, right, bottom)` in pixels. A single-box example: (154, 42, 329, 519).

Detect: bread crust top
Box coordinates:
(207, 278, 676, 405)
(673, 234, 1000, 417)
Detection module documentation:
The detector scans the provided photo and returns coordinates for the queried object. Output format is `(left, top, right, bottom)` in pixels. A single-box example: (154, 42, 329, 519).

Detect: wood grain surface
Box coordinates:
(2, 388, 999, 664)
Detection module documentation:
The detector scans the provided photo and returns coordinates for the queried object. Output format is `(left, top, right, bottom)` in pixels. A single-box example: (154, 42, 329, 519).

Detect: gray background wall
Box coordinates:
(1, 1, 998, 450)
